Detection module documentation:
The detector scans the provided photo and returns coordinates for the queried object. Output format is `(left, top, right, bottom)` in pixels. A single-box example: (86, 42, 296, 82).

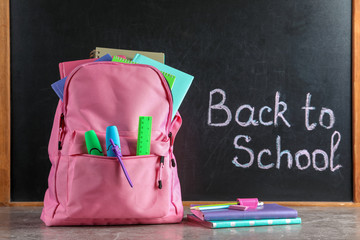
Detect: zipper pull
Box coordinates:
(158, 156, 165, 189)
(168, 132, 173, 146)
(58, 113, 65, 150)
(60, 113, 65, 128)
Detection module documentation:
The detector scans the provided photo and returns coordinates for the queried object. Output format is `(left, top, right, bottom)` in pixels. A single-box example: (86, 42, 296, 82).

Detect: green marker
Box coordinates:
(85, 130, 104, 156)
(136, 116, 152, 155)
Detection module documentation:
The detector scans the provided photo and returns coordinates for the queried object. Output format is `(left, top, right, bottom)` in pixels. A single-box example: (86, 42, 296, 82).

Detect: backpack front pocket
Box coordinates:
(65, 154, 171, 219)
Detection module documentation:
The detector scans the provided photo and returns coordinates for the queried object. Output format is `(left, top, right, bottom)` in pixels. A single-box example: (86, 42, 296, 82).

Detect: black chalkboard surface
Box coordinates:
(10, 0, 352, 201)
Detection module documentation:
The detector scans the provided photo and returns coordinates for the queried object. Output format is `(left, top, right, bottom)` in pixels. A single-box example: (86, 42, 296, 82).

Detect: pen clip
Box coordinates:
(110, 138, 133, 188)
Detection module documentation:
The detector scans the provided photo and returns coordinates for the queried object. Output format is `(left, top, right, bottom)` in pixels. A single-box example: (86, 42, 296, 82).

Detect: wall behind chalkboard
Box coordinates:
(10, 0, 352, 201)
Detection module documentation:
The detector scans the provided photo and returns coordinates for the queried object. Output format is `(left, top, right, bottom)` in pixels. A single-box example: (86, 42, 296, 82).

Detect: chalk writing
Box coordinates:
(208, 89, 291, 128)
(208, 89, 342, 172)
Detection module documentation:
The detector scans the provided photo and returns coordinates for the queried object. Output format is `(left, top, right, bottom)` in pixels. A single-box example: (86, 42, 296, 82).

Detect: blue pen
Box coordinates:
(110, 138, 133, 188)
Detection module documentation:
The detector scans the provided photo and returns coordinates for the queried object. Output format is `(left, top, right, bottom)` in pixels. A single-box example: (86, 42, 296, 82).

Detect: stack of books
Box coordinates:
(187, 201, 301, 229)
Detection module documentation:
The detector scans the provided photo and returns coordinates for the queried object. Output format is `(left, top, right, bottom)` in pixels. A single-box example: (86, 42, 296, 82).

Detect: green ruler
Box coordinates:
(136, 116, 152, 155)
(112, 56, 176, 89)
(113, 56, 134, 64)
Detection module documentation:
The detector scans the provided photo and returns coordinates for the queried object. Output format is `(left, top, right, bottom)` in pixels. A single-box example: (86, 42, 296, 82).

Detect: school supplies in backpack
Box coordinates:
(112, 56, 176, 89)
(136, 116, 152, 156)
(41, 59, 184, 226)
(84, 130, 104, 156)
(106, 126, 121, 157)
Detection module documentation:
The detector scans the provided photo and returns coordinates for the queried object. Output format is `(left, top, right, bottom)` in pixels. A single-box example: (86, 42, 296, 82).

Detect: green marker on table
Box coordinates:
(85, 130, 104, 156)
(136, 116, 152, 155)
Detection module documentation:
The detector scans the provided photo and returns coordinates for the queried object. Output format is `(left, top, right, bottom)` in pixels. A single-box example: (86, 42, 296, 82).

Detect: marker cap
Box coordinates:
(106, 126, 120, 157)
(85, 130, 103, 156)
(236, 198, 259, 209)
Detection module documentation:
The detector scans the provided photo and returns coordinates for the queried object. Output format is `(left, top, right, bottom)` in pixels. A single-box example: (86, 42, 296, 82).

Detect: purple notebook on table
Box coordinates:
(191, 204, 298, 221)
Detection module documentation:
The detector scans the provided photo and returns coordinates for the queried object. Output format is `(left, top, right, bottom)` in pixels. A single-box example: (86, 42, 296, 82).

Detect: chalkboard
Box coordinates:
(10, 0, 352, 201)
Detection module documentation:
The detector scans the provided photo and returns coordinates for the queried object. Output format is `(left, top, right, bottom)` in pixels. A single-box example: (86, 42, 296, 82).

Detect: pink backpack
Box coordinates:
(41, 61, 183, 226)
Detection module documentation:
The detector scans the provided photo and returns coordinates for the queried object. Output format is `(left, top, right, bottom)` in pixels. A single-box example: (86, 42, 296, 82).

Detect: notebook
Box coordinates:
(91, 47, 165, 63)
(132, 54, 194, 119)
(112, 56, 176, 89)
(190, 204, 298, 221)
(187, 214, 301, 229)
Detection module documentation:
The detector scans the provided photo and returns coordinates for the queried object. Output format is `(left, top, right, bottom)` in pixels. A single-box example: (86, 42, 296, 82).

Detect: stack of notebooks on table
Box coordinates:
(187, 202, 301, 229)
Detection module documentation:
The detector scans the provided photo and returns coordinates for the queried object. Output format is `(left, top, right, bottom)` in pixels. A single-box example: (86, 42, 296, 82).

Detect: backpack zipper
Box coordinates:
(171, 158, 176, 167)
(168, 132, 173, 146)
(58, 113, 65, 150)
(158, 156, 165, 189)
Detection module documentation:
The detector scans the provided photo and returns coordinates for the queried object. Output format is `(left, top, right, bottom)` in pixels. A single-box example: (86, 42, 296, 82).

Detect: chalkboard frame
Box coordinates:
(0, 0, 359, 206)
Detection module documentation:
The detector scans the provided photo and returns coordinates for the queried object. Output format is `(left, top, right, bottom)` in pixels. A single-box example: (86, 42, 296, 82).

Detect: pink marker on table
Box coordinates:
(236, 198, 259, 209)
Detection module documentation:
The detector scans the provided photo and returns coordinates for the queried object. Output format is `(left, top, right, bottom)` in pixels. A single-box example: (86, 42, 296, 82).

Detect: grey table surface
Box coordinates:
(0, 206, 359, 240)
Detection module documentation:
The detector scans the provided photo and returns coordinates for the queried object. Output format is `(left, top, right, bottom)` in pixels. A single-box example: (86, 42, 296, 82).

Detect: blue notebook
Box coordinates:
(187, 214, 301, 229)
(51, 54, 112, 100)
(132, 54, 194, 119)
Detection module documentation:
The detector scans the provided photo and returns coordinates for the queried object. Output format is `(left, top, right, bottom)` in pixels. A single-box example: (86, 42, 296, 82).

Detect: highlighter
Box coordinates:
(106, 126, 120, 157)
(85, 130, 104, 156)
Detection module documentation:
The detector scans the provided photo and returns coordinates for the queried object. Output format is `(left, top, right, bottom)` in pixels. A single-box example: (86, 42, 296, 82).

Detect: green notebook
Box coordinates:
(132, 54, 194, 120)
(112, 56, 176, 89)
